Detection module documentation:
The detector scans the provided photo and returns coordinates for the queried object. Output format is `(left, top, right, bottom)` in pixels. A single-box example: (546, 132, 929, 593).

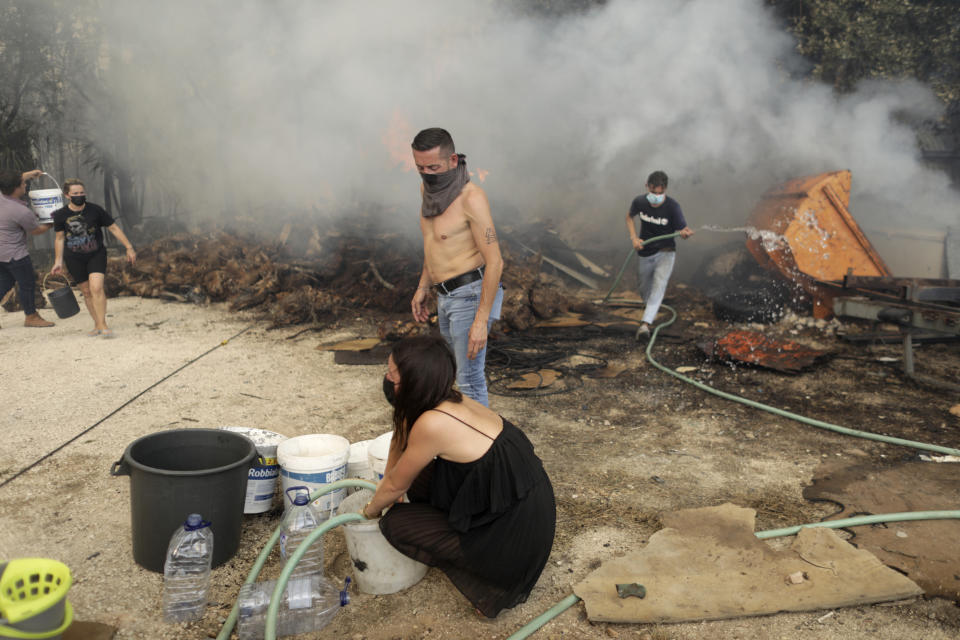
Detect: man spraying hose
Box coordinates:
(625, 170, 693, 339)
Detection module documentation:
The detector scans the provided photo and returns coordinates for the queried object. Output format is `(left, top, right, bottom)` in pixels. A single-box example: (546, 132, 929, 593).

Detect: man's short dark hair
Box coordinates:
(0, 169, 24, 195)
(411, 128, 456, 156)
(647, 170, 669, 189)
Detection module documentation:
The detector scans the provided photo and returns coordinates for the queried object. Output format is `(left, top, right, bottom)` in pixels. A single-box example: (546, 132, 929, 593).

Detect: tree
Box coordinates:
(768, 0, 960, 130)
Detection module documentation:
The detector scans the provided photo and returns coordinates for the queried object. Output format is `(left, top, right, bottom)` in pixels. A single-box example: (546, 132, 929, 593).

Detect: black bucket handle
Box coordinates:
(42, 271, 74, 292)
(110, 457, 130, 476)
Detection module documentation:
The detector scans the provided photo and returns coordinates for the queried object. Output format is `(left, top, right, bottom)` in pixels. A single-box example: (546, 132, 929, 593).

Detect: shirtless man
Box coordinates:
(410, 128, 504, 406)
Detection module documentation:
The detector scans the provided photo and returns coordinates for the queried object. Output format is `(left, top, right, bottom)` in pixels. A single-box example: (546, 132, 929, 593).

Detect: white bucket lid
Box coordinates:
(219, 426, 287, 454)
(277, 434, 350, 472)
(367, 431, 393, 461)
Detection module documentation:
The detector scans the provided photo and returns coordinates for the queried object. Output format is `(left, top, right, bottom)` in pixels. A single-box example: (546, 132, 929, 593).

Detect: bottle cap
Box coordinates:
(184, 513, 211, 530)
(286, 485, 311, 506)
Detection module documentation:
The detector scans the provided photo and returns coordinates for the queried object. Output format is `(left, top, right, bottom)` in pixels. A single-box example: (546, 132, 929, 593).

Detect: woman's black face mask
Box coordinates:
(382, 375, 396, 406)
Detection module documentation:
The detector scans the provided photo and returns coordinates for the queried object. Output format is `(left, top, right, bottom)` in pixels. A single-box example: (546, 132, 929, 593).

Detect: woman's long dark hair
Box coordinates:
(391, 335, 462, 451)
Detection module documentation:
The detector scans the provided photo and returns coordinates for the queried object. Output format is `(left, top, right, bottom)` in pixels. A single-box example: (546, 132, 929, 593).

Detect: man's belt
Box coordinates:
(434, 265, 485, 295)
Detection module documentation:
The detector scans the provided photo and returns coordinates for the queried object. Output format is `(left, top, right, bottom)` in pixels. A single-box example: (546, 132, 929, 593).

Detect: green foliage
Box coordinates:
(0, 1, 101, 170)
(768, 0, 960, 123)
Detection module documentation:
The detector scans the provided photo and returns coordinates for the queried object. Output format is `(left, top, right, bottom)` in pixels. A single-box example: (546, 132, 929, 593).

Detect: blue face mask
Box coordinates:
(646, 192, 665, 206)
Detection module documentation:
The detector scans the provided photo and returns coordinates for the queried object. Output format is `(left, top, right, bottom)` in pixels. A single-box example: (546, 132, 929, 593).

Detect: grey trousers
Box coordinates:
(637, 250, 675, 324)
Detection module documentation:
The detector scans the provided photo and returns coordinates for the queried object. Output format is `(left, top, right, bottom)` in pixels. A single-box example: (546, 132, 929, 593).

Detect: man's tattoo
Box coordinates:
(484, 227, 497, 245)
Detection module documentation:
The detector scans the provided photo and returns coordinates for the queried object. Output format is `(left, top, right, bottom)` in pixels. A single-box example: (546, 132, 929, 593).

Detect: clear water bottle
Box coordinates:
(236, 575, 348, 639)
(162, 513, 214, 623)
(279, 486, 324, 577)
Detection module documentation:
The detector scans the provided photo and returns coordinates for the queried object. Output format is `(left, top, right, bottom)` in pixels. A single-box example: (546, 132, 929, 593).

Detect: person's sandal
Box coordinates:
(100, 329, 115, 339)
(87, 329, 102, 337)
(635, 323, 651, 341)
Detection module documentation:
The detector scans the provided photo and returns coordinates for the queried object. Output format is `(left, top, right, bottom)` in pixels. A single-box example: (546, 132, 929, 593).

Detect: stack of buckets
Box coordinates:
(0, 558, 73, 639)
(274, 430, 426, 595)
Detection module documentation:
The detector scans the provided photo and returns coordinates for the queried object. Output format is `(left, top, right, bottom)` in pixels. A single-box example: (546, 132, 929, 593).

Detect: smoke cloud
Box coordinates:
(95, 0, 955, 253)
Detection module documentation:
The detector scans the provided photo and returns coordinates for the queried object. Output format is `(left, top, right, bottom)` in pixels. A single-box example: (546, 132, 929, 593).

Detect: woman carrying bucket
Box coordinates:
(362, 335, 556, 618)
(50, 179, 136, 337)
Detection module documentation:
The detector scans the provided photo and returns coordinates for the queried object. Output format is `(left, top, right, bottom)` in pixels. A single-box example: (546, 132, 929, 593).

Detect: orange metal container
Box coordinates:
(745, 170, 891, 318)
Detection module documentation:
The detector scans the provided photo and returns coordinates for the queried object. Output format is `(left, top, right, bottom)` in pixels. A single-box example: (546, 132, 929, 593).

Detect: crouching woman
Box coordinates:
(362, 335, 556, 618)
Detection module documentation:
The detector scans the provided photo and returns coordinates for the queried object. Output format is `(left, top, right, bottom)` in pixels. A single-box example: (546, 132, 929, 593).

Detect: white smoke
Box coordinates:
(94, 0, 955, 252)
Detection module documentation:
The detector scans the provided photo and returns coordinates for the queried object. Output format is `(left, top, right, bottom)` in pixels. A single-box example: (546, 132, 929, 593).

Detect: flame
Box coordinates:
(474, 169, 489, 183)
(382, 111, 415, 172)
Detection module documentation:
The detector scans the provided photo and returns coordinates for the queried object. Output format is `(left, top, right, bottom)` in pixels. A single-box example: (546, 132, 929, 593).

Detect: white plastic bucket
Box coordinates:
(27, 174, 63, 224)
(28, 189, 63, 224)
(346, 440, 375, 494)
(337, 490, 428, 594)
(366, 431, 393, 480)
(277, 434, 350, 519)
(220, 426, 287, 514)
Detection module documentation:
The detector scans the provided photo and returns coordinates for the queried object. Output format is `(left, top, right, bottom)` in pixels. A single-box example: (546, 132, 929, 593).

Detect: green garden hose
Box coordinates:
(216, 478, 377, 640)
(220, 285, 958, 639)
(505, 294, 960, 639)
(601, 232, 683, 304)
(264, 512, 367, 640)
(646, 304, 960, 457)
(506, 510, 960, 640)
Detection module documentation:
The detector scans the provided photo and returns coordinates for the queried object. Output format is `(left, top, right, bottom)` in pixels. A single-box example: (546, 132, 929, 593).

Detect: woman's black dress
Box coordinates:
(379, 417, 556, 617)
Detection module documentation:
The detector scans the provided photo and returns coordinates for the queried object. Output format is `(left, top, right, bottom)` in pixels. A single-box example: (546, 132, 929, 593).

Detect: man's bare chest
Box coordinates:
(426, 208, 472, 243)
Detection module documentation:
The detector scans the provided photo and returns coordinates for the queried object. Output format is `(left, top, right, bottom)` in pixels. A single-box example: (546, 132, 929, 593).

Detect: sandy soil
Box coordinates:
(1, 290, 959, 640)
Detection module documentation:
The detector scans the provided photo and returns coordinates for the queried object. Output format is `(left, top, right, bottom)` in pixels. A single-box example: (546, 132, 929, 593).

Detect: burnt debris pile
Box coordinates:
(97, 224, 590, 329)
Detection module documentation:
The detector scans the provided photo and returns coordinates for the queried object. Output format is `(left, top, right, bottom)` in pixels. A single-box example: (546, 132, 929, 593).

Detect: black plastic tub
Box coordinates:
(110, 429, 257, 572)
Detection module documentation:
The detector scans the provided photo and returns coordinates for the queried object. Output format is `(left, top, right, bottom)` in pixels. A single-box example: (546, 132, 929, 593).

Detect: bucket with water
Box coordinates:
(42, 273, 80, 320)
(27, 174, 63, 224)
(110, 428, 258, 572)
(336, 490, 428, 594)
(276, 434, 350, 519)
(366, 431, 393, 480)
(220, 426, 287, 514)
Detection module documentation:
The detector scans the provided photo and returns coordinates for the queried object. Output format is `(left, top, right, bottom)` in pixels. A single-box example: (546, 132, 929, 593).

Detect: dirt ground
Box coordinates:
(2, 286, 959, 640)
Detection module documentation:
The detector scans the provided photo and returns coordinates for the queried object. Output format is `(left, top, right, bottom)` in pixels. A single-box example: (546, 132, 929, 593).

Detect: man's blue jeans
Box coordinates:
(637, 250, 675, 325)
(0, 255, 37, 316)
(437, 278, 504, 407)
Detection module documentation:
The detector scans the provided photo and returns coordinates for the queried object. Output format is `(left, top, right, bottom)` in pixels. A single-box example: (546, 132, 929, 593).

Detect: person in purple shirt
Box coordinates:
(0, 168, 55, 328)
(625, 170, 694, 339)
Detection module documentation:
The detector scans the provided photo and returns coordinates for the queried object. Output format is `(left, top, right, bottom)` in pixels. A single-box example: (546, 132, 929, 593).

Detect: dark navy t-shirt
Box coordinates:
(53, 203, 114, 255)
(628, 195, 687, 257)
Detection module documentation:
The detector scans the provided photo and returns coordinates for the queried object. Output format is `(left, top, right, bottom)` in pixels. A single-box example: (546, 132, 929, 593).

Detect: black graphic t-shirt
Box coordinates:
(53, 203, 115, 255)
(628, 195, 687, 257)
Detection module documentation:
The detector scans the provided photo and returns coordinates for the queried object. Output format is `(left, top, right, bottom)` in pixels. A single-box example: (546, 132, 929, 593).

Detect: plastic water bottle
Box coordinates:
(279, 486, 324, 577)
(236, 575, 348, 639)
(162, 513, 214, 623)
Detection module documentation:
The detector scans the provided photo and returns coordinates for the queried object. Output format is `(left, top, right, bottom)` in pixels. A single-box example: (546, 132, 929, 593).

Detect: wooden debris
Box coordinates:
(588, 363, 628, 379)
(534, 314, 589, 328)
(507, 369, 560, 389)
(96, 223, 588, 329)
(317, 337, 381, 351)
